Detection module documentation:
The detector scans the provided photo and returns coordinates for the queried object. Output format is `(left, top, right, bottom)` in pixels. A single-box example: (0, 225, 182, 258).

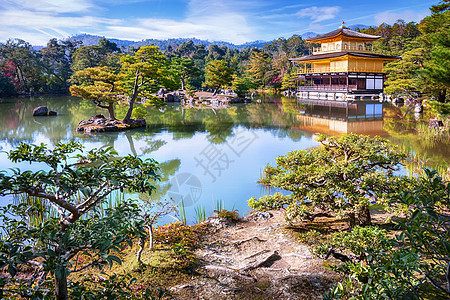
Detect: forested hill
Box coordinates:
(67, 31, 333, 51)
(68, 34, 271, 50)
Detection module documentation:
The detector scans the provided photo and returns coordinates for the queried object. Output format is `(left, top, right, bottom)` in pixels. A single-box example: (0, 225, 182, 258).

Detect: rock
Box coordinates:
(92, 114, 106, 119)
(392, 97, 404, 104)
(164, 94, 175, 102)
(414, 103, 423, 114)
(170, 284, 195, 291)
(204, 265, 256, 283)
(157, 88, 165, 97)
(240, 251, 282, 272)
(245, 212, 273, 221)
(205, 217, 236, 229)
(76, 115, 146, 133)
(429, 119, 444, 128)
(33, 106, 48, 116)
(48, 110, 57, 116)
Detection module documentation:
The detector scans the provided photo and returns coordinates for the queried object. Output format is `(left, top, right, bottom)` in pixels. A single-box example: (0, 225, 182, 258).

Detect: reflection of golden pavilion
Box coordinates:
(294, 100, 386, 136)
(290, 23, 399, 101)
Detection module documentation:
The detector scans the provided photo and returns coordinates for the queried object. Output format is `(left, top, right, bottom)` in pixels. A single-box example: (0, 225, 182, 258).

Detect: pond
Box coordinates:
(0, 95, 449, 224)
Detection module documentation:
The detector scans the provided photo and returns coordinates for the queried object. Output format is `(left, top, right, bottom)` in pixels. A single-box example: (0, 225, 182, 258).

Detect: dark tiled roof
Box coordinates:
(306, 28, 381, 42)
(289, 52, 400, 62)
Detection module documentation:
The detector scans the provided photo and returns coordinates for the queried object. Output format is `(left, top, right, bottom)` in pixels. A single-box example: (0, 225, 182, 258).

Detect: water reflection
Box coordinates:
(296, 99, 384, 135)
(0, 95, 449, 223)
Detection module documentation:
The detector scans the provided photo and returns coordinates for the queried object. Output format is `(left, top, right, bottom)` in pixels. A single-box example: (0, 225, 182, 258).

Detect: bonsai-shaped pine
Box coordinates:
(0, 141, 159, 299)
(251, 134, 407, 228)
(70, 45, 170, 122)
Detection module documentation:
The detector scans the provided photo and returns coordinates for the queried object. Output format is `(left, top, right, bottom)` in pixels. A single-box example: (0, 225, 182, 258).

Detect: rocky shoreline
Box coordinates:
(76, 114, 146, 134)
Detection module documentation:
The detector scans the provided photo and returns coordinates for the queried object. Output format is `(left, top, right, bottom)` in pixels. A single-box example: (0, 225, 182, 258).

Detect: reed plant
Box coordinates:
(194, 204, 206, 224)
(178, 198, 187, 225)
(214, 199, 224, 212)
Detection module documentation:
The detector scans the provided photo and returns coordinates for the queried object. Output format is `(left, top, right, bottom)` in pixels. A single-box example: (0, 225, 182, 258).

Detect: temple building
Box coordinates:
(290, 23, 400, 101)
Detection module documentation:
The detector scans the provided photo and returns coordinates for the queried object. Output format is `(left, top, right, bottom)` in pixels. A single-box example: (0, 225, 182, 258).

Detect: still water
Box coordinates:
(0, 95, 449, 223)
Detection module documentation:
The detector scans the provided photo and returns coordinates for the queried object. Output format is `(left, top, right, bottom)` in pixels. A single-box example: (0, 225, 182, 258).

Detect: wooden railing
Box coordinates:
(296, 66, 383, 74)
(298, 85, 358, 91)
(312, 45, 373, 54)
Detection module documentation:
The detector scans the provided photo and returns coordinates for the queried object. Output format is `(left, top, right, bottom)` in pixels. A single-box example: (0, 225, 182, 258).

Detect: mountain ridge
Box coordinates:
(44, 24, 372, 50)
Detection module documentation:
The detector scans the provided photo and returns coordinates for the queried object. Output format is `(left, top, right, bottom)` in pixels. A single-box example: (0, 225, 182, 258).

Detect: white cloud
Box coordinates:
(99, 0, 256, 44)
(1, 0, 94, 13)
(0, 10, 118, 28)
(296, 6, 341, 23)
(374, 9, 428, 25)
(0, 0, 257, 45)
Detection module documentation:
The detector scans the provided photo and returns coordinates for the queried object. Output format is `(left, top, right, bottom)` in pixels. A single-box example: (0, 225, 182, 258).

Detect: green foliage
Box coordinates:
(323, 169, 450, 299)
(70, 45, 170, 121)
(428, 98, 450, 117)
(297, 229, 321, 245)
(231, 75, 255, 97)
(214, 209, 239, 222)
(71, 38, 121, 72)
(280, 73, 297, 91)
(0, 39, 45, 93)
(169, 57, 201, 91)
(120, 45, 171, 121)
(0, 142, 159, 298)
(255, 134, 408, 227)
(70, 273, 170, 299)
(246, 50, 273, 88)
(153, 222, 205, 250)
(204, 60, 234, 93)
(194, 204, 207, 224)
(248, 192, 291, 211)
(379, 3, 450, 103)
(0, 72, 16, 96)
(70, 66, 120, 119)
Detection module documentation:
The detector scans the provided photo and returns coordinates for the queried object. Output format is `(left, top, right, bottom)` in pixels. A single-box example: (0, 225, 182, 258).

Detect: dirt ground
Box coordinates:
(170, 211, 339, 299)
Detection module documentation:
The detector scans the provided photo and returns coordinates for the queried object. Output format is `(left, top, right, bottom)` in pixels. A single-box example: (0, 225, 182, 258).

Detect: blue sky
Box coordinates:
(0, 0, 438, 45)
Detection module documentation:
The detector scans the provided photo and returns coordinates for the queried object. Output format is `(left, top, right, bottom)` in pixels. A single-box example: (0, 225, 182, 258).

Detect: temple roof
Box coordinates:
(290, 52, 400, 62)
(306, 27, 381, 42)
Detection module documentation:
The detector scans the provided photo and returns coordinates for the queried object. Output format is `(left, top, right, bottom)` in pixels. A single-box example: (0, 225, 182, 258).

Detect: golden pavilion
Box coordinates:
(290, 23, 400, 101)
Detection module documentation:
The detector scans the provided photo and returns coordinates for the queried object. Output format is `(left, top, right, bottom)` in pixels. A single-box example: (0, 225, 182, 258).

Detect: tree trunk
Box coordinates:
(136, 224, 153, 264)
(54, 265, 69, 300)
(108, 102, 115, 120)
(123, 98, 135, 123)
(212, 87, 219, 96)
(125, 132, 137, 156)
(357, 205, 372, 226)
(437, 89, 447, 103)
(123, 70, 139, 123)
(347, 212, 356, 229)
(181, 77, 186, 91)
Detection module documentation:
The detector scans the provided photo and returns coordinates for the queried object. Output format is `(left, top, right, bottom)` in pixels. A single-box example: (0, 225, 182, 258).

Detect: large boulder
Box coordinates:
(76, 115, 146, 134)
(157, 88, 166, 97)
(33, 106, 48, 116)
(414, 102, 423, 114)
(429, 119, 444, 129)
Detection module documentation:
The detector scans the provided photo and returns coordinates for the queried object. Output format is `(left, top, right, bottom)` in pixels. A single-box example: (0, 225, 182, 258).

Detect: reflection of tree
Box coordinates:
(2, 95, 311, 152)
(0, 96, 83, 147)
(139, 159, 181, 203)
(383, 105, 450, 170)
(204, 109, 234, 144)
(132, 130, 167, 155)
